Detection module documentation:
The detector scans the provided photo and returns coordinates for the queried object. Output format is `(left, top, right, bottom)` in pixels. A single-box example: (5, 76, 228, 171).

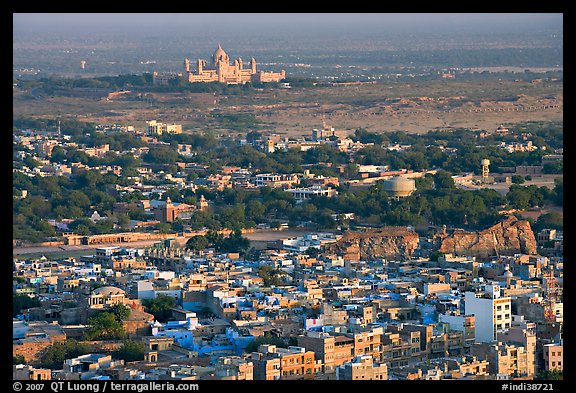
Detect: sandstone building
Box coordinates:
(184, 45, 285, 84)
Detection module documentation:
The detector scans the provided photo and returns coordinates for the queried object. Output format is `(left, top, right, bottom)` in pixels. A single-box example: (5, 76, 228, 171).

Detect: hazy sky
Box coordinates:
(13, 13, 563, 36)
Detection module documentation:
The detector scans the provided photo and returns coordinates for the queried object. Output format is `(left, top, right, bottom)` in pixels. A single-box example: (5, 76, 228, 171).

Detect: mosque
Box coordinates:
(183, 44, 286, 84)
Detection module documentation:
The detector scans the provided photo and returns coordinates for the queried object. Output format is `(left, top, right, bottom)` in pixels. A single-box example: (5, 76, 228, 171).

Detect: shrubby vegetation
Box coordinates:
(142, 295, 177, 323)
(13, 115, 562, 242)
(112, 340, 146, 362)
(39, 339, 89, 369)
(13, 294, 41, 317)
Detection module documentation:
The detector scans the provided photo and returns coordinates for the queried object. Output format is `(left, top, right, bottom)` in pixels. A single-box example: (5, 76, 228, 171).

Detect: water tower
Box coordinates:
(383, 176, 416, 199)
(481, 159, 490, 182)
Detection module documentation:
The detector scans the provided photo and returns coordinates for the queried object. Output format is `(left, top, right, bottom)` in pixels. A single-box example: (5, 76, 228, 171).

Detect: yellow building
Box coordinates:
(146, 120, 182, 135)
(185, 45, 285, 84)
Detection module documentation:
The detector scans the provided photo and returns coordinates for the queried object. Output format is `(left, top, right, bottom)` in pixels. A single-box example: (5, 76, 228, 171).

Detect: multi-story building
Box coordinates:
(255, 344, 315, 380)
(214, 356, 254, 380)
(471, 342, 530, 378)
(465, 283, 512, 342)
(497, 315, 537, 377)
(437, 313, 476, 350)
(145, 120, 182, 135)
(336, 355, 388, 380)
(285, 186, 337, 202)
(254, 173, 300, 189)
(13, 365, 52, 380)
(298, 331, 337, 373)
(248, 351, 281, 380)
(542, 342, 563, 372)
(153, 197, 195, 223)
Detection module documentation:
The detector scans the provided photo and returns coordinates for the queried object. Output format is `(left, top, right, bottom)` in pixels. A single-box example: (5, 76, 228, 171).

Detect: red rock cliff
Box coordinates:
(325, 226, 419, 260)
(436, 215, 537, 257)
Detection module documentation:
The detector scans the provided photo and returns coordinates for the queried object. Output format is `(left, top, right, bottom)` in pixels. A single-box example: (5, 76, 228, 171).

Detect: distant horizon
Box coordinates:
(13, 13, 563, 37)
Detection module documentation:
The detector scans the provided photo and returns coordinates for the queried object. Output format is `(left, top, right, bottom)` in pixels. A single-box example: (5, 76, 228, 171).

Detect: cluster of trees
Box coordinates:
(38, 339, 89, 369)
(186, 229, 250, 255)
(13, 169, 121, 241)
(83, 303, 131, 341)
(244, 332, 297, 353)
(13, 294, 41, 317)
(257, 265, 285, 287)
(141, 295, 176, 323)
(13, 114, 563, 242)
(13, 116, 96, 137)
(19, 73, 293, 97)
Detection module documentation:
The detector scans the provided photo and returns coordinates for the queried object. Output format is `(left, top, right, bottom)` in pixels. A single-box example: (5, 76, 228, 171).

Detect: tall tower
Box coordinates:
(481, 159, 490, 182)
(184, 58, 190, 72)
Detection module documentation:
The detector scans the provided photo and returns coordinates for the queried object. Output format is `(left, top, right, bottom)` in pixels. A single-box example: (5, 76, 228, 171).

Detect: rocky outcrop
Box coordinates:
(435, 215, 537, 257)
(325, 226, 419, 261)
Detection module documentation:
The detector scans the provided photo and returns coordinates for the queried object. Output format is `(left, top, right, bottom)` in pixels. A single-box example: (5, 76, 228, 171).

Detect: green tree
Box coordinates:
(511, 175, 525, 184)
(13, 354, 26, 365)
(186, 235, 209, 252)
(218, 230, 250, 254)
(112, 340, 145, 362)
(109, 303, 131, 322)
(258, 265, 283, 287)
(533, 212, 563, 231)
(157, 222, 173, 234)
(429, 251, 446, 262)
(39, 339, 89, 369)
(84, 311, 126, 341)
(13, 294, 41, 317)
(245, 333, 288, 353)
(117, 214, 131, 230)
(433, 171, 455, 189)
(142, 295, 176, 323)
(506, 185, 531, 210)
(536, 370, 563, 380)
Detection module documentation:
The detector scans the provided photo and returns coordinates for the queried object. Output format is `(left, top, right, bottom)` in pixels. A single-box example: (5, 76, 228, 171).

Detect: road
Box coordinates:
(12, 229, 311, 259)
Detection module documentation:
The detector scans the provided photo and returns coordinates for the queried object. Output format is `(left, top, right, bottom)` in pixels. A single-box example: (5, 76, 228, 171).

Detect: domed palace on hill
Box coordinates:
(183, 44, 286, 84)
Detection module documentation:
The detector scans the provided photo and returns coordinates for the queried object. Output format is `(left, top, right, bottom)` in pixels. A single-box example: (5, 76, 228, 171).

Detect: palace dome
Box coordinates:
(92, 286, 126, 297)
(212, 44, 229, 65)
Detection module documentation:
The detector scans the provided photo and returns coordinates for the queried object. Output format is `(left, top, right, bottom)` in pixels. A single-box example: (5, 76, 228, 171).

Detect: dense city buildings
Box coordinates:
(12, 15, 563, 383)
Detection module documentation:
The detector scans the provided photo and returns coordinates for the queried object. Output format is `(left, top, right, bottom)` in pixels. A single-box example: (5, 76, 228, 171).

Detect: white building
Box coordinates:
(465, 283, 512, 343)
(285, 186, 337, 202)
